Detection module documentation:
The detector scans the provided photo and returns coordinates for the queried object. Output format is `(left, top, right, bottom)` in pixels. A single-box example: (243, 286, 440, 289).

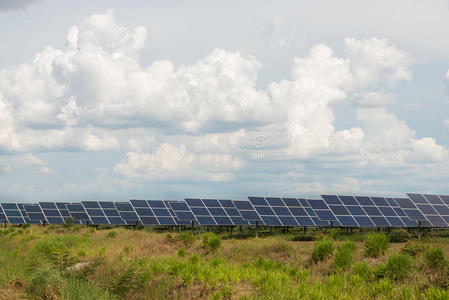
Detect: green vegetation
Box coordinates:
(364, 233, 389, 257)
(0, 226, 449, 299)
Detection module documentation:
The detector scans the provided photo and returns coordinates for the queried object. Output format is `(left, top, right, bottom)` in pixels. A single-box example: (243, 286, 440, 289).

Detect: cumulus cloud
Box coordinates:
(17, 153, 53, 173)
(0, 0, 43, 11)
(0, 10, 446, 187)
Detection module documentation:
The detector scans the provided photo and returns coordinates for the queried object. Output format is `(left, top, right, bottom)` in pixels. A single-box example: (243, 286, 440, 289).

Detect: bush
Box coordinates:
(353, 262, 372, 279)
(364, 233, 389, 258)
(334, 241, 356, 270)
(106, 231, 117, 239)
(311, 240, 334, 262)
(384, 253, 413, 281)
(175, 232, 197, 247)
(26, 267, 64, 299)
(202, 233, 221, 253)
(401, 241, 426, 257)
(424, 246, 445, 269)
(63, 278, 116, 300)
(178, 248, 186, 258)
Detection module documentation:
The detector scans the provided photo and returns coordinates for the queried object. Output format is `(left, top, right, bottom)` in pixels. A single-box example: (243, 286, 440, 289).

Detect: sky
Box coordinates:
(1, 0, 449, 202)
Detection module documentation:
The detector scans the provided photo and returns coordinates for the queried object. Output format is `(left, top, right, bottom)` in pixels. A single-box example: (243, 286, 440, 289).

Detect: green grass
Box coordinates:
(1, 226, 449, 299)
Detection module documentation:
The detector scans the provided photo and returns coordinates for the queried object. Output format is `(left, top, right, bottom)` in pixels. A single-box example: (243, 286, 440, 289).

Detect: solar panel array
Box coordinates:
(1, 194, 449, 227)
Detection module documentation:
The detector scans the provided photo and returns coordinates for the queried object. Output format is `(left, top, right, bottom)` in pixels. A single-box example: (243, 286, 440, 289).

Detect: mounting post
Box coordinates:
(191, 220, 194, 235)
(255, 221, 259, 238)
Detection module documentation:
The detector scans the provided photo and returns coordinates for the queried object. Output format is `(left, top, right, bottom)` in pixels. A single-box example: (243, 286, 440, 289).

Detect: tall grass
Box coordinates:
(364, 233, 389, 258)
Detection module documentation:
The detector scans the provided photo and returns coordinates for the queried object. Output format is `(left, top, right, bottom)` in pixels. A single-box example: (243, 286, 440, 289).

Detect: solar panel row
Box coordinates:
(1, 193, 449, 227)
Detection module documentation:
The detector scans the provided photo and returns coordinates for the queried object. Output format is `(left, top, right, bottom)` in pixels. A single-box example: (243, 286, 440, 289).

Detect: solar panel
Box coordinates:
(247, 197, 282, 226)
(233, 200, 263, 223)
(406, 194, 449, 227)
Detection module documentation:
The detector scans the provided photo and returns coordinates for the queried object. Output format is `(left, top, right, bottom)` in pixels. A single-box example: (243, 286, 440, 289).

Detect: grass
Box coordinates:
(0, 226, 449, 299)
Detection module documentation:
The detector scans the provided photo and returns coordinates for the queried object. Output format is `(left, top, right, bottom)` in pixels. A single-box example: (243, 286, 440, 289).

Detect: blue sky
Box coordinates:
(1, 0, 449, 202)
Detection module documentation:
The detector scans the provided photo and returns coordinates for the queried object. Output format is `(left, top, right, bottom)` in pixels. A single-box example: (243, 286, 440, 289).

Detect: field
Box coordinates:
(0, 225, 449, 299)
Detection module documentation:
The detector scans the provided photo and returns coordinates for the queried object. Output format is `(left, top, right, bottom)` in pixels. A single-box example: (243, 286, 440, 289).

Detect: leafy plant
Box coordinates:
(109, 264, 140, 298)
(384, 253, 413, 281)
(202, 233, 222, 253)
(424, 246, 445, 269)
(401, 241, 426, 257)
(311, 239, 334, 262)
(364, 233, 389, 258)
(106, 231, 117, 239)
(334, 241, 356, 270)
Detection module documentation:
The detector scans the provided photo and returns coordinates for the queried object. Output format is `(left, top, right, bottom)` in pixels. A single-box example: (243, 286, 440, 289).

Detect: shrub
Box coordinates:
(384, 253, 413, 281)
(202, 233, 221, 253)
(106, 231, 117, 239)
(388, 230, 410, 243)
(109, 265, 140, 298)
(424, 246, 445, 269)
(175, 232, 196, 247)
(353, 262, 372, 279)
(311, 240, 334, 262)
(63, 278, 116, 300)
(401, 241, 426, 257)
(178, 248, 186, 258)
(334, 241, 356, 270)
(364, 233, 389, 258)
(26, 267, 64, 299)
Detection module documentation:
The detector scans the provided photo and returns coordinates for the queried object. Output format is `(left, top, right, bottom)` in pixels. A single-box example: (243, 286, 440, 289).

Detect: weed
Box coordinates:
(63, 278, 116, 300)
(401, 241, 426, 257)
(384, 253, 413, 281)
(364, 233, 389, 258)
(426, 287, 449, 300)
(176, 232, 197, 247)
(388, 230, 410, 243)
(424, 246, 445, 269)
(27, 267, 64, 300)
(109, 264, 140, 298)
(202, 233, 222, 253)
(353, 262, 372, 280)
(311, 239, 334, 262)
(178, 248, 186, 258)
(106, 231, 117, 239)
(334, 241, 356, 270)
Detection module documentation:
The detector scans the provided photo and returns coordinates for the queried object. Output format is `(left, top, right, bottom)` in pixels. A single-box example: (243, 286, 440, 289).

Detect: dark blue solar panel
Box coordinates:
(355, 196, 374, 206)
(305, 208, 316, 216)
(371, 197, 388, 206)
(24, 205, 42, 213)
(310, 217, 329, 226)
(214, 216, 233, 225)
(385, 217, 405, 227)
(298, 198, 309, 207)
(43, 209, 60, 217)
(336, 216, 358, 226)
(378, 207, 395, 216)
(385, 198, 398, 207)
(266, 197, 284, 206)
(4, 210, 21, 217)
(346, 206, 366, 215)
(39, 202, 57, 209)
(401, 217, 418, 227)
(28, 213, 46, 220)
(202, 199, 220, 207)
(261, 216, 281, 226)
(70, 212, 89, 220)
(233, 201, 253, 210)
(98, 202, 115, 209)
(354, 216, 374, 227)
(363, 206, 381, 216)
(407, 193, 428, 204)
(115, 203, 134, 211)
(278, 216, 298, 226)
(282, 198, 300, 206)
(329, 205, 350, 215)
(426, 216, 447, 227)
(67, 204, 84, 212)
(175, 211, 195, 220)
(307, 199, 328, 210)
(153, 209, 170, 217)
(434, 205, 449, 215)
(416, 204, 438, 215)
(403, 209, 427, 221)
(46, 217, 64, 224)
(0, 214, 7, 221)
(185, 198, 204, 207)
(135, 208, 154, 216)
(230, 216, 248, 225)
(130, 200, 149, 207)
(272, 206, 291, 215)
(218, 200, 234, 207)
(370, 216, 390, 227)
(224, 208, 240, 216)
(108, 217, 125, 225)
(191, 207, 210, 215)
(248, 197, 268, 206)
(140, 217, 159, 225)
(321, 195, 341, 205)
(315, 210, 337, 221)
(119, 211, 139, 220)
(208, 208, 226, 216)
(338, 196, 358, 206)
(289, 207, 307, 216)
(56, 203, 69, 209)
(59, 210, 70, 217)
(393, 207, 406, 217)
(423, 194, 444, 204)
(103, 209, 120, 217)
(82, 201, 100, 209)
(240, 210, 261, 221)
(295, 217, 314, 226)
(157, 217, 176, 225)
(86, 209, 105, 216)
(439, 195, 449, 205)
(8, 217, 24, 224)
(196, 216, 216, 225)
(168, 202, 188, 211)
(147, 200, 166, 208)
(2, 203, 18, 210)
(255, 206, 275, 216)
(90, 217, 109, 225)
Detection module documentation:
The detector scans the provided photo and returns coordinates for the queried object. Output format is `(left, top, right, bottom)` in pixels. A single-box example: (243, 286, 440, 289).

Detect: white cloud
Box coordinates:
(345, 37, 414, 87)
(351, 92, 395, 107)
(17, 153, 53, 173)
